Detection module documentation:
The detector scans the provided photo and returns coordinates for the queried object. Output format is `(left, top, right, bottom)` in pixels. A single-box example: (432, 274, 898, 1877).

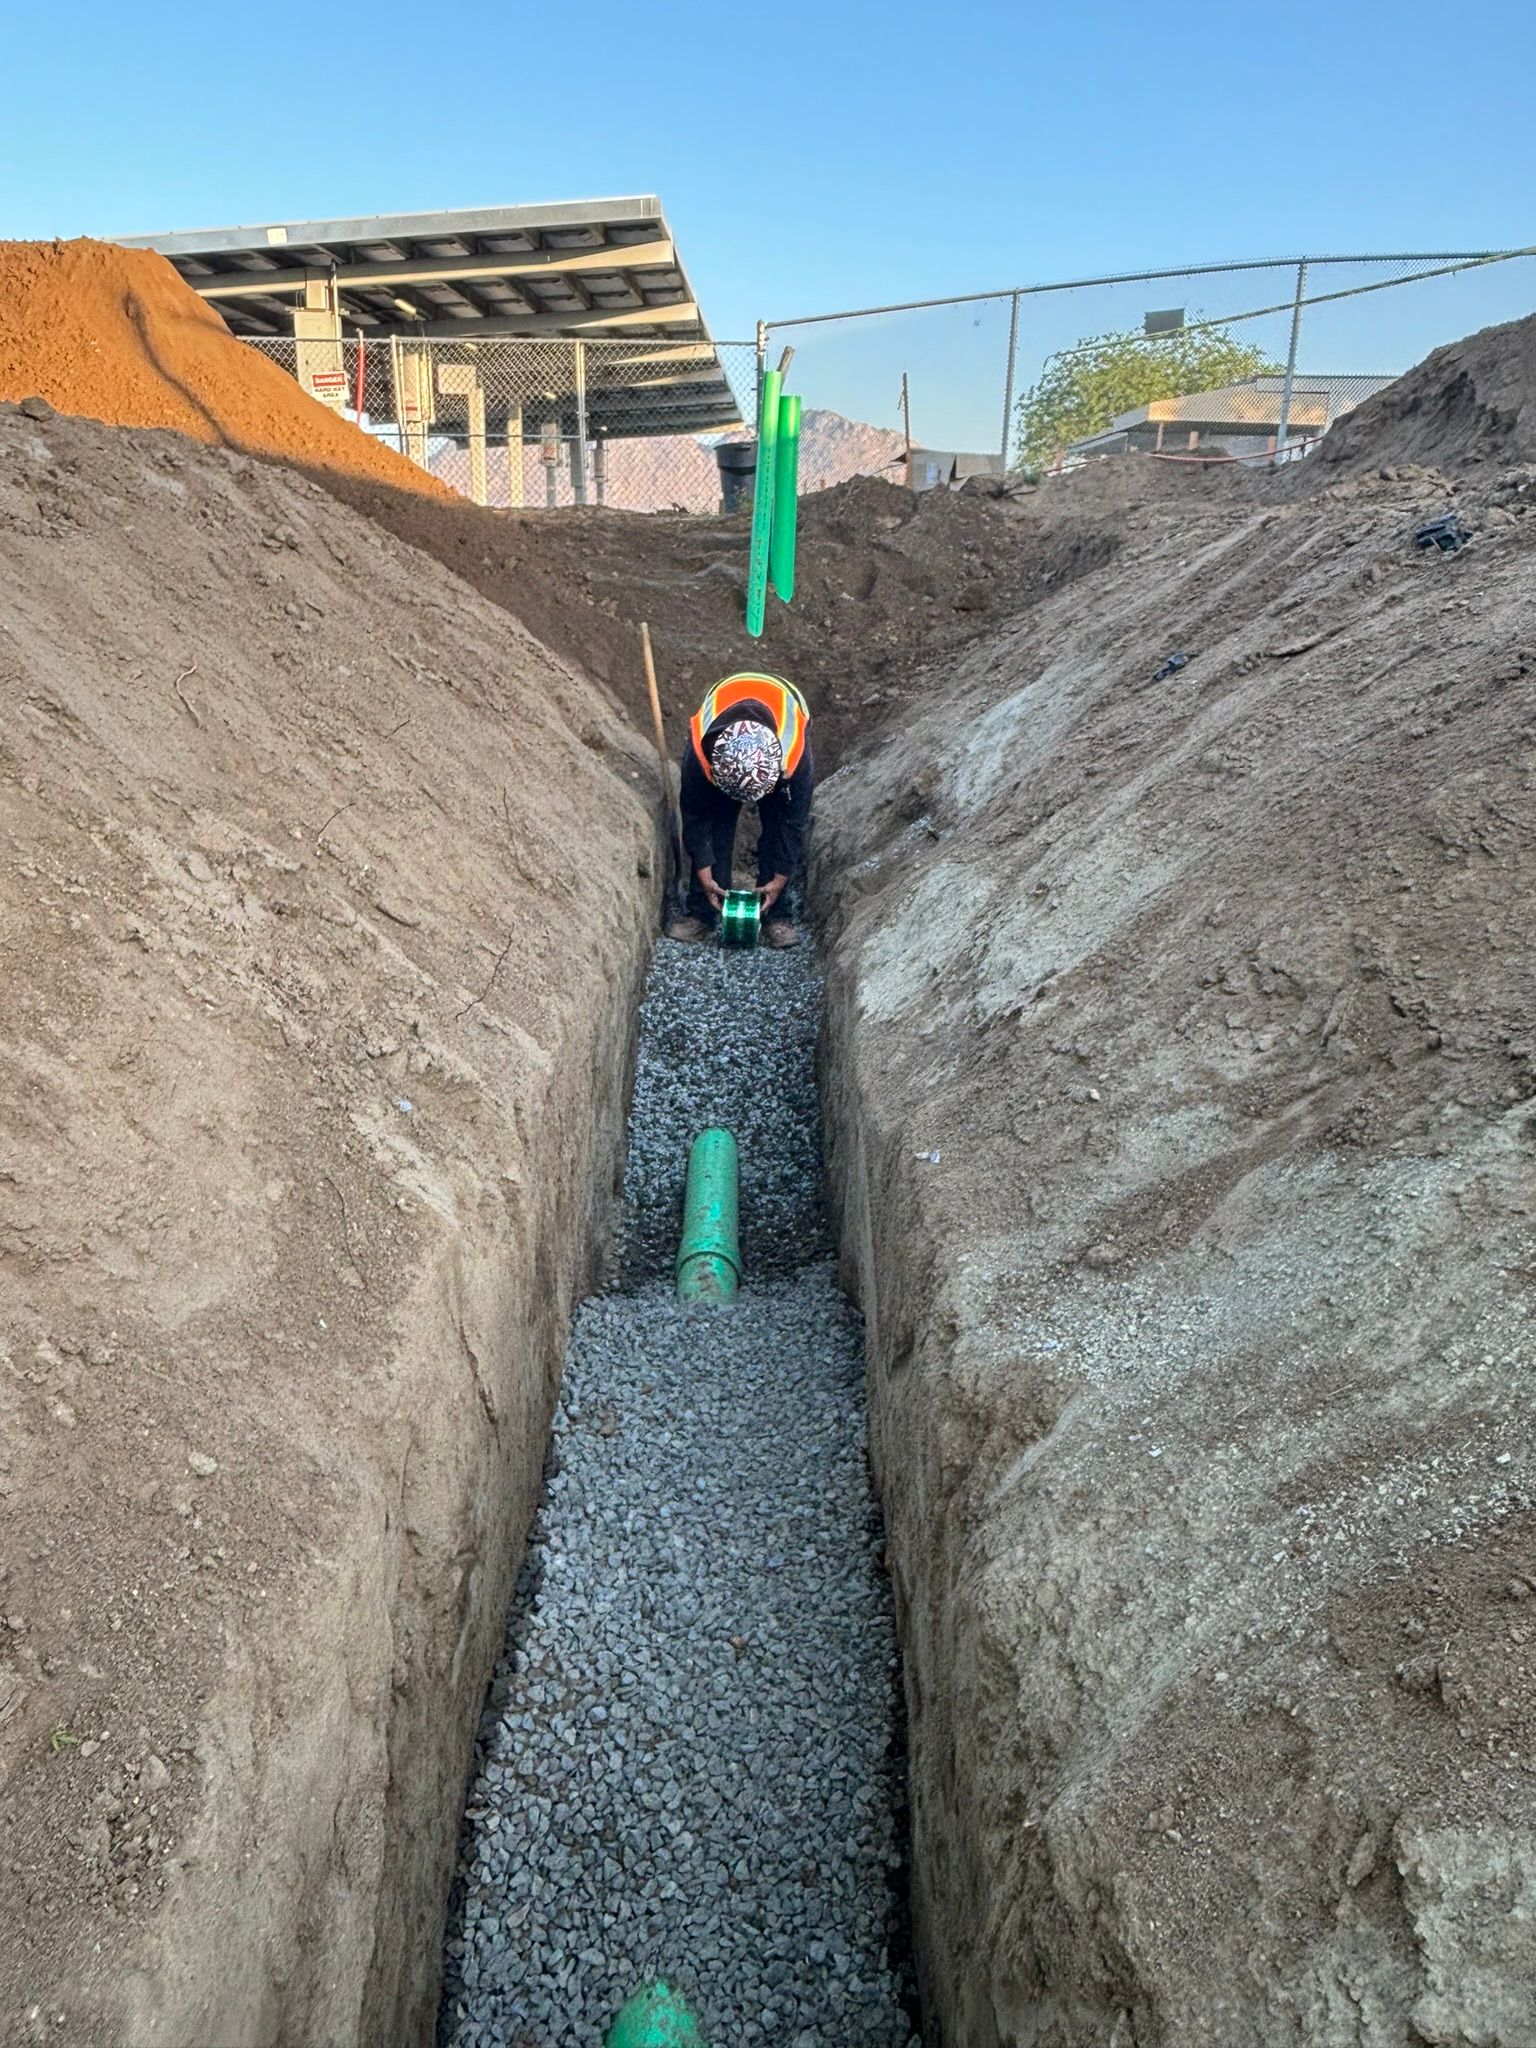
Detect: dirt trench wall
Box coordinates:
(816, 462, 1536, 2046)
(0, 406, 656, 2045)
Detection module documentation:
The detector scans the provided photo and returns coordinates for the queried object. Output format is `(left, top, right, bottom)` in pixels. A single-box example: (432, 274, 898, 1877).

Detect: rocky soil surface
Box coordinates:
(0, 402, 655, 2046)
(815, 327, 1536, 2045)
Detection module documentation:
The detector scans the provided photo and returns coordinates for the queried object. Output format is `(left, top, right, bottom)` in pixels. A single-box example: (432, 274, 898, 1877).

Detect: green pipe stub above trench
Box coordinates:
(675, 1128, 741, 1305)
(745, 368, 781, 638)
(769, 391, 801, 604)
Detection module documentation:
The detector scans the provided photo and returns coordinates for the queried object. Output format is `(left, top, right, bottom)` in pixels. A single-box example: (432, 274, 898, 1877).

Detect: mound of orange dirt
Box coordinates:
(0, 237, 450, 496)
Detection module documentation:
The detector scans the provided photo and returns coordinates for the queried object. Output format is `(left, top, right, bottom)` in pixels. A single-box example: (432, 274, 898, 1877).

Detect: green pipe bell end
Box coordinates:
(719, 889, 761, 948)
(606, 1979, 704, 2047)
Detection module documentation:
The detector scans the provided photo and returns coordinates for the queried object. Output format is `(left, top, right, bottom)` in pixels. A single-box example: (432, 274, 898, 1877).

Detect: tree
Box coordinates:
(1014, 324, 1279, 468)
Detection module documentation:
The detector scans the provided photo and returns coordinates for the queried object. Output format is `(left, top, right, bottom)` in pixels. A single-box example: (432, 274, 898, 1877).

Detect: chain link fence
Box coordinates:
(245, 249, 1536, 510)
(246, 333, 762, 512)
(764, 249, 1536, 480)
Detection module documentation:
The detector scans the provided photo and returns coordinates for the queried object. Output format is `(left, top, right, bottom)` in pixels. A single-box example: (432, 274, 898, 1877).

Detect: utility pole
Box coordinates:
(900, 372, 913, 487)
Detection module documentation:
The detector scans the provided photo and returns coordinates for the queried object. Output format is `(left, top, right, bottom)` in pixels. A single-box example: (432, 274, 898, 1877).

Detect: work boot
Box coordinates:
(762, 920, 801, 950)
(665, 914, 711, 944)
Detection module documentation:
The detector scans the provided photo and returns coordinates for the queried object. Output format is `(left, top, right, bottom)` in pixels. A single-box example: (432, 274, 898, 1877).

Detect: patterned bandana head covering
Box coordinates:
(712, 718, 782, 803)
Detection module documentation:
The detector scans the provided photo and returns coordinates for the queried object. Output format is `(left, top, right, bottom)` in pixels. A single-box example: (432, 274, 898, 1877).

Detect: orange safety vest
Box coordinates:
(689, 672, 810, 782)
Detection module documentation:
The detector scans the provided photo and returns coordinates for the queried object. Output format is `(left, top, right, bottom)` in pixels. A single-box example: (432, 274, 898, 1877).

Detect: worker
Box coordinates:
(666, 671, 813, 950)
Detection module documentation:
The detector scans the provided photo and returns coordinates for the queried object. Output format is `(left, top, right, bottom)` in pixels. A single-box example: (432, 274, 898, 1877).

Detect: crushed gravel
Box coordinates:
(438, 936, 916, 2048)
(616, 941, 830, 1283)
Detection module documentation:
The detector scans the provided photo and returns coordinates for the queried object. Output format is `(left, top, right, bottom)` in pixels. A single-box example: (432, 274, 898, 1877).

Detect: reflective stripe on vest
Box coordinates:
(689, 673, 810, 782)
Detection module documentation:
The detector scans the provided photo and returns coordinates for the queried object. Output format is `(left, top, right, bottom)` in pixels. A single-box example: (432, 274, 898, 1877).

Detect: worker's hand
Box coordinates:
(697, 867, 726, 910)
(758, 874, 789, 913)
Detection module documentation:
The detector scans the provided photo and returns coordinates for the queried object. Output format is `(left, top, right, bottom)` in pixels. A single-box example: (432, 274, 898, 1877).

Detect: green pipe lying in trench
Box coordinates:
(607, 1980, 703, 2046)
(675, 1127, 741, 1304)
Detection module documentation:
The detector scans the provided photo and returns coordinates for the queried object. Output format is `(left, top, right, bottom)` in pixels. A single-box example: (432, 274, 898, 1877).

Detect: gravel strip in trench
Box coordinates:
(438, 937, 916, 2047)
(617, 942, 830, 1283)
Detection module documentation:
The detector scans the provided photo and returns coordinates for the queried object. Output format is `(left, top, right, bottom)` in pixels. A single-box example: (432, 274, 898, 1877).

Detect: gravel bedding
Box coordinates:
(616, 940, 830, 1283)
(437, 935, 916, 2047)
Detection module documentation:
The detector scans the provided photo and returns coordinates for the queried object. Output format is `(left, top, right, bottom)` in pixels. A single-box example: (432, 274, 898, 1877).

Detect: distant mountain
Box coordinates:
(430, 407, 909, 513)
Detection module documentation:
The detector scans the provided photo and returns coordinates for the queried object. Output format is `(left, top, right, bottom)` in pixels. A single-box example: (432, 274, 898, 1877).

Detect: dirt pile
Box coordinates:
(0, 401, 653, 2045)
(1318, 307, 1536, 476)
(816, 409, 1536, 2039)
(327, 468, 1119, 769)
(0, 238, 447, 495)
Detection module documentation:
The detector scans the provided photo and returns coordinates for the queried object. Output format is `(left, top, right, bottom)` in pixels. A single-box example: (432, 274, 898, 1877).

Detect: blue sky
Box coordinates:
(5, 0, 1535, 449)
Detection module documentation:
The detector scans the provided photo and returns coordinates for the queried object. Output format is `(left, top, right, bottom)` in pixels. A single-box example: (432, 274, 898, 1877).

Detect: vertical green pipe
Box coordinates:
(769, 391, 801, 603)
(676, 1128, 740, 1304)
(745, 368, 781, 638)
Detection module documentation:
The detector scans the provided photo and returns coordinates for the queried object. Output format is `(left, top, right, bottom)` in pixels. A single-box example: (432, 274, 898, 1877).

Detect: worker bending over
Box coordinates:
(667, 671, 813, 950)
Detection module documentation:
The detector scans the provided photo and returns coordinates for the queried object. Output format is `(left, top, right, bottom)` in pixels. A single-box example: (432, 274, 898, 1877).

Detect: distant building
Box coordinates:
(1065, 373, 1395, 462)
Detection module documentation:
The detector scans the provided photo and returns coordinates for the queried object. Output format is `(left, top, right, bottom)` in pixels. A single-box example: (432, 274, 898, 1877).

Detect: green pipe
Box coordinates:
(769, 391, 801, 603)
(744, 368, 781, 638)
(719, 888, 760, 948)
(607, 1981, 703, 2046)
(676, 1128, 740, 1304)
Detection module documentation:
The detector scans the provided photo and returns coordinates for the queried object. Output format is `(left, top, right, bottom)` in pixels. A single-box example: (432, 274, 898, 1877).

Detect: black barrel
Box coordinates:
(714, 440, 757, 515)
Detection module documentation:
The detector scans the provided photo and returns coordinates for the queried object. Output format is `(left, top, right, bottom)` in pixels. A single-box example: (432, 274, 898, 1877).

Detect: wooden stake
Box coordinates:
(640, 622, 688, 895)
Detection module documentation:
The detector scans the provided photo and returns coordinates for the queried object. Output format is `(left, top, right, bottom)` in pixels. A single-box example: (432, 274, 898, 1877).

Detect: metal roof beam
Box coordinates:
(196, 237, 675, 300)
(409, 302, 700, 339)
(118, 196, 665, 259)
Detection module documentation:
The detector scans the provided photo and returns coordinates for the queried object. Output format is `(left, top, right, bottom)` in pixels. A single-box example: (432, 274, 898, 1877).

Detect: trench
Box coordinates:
(435, 936, 921, 2047)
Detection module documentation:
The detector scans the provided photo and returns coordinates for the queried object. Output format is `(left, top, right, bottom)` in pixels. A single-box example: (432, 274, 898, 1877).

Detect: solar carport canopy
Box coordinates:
(118, 196, 745, 440)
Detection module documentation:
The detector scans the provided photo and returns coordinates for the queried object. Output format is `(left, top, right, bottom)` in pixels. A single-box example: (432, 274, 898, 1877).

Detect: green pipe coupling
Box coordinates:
(676, 1127, 741, 1305)
(719, 889, 760, 948)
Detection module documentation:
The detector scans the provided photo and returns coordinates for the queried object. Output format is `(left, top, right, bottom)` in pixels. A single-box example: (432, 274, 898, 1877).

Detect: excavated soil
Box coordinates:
(322, 471, 1120, 771)
(1316, 307, 1536, 477)
(0, 238, 449, 496)
(814, 362, 1536, 2042)
(0, 402, 655, 2046)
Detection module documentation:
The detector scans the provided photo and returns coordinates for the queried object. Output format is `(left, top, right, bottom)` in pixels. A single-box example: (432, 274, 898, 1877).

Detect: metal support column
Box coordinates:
(388, 334, 432, 470)
(999, 290, 1021, 472)
(438, 356, 488, 504)
(570, 340, 590, 505)
(1276, 260, 1308, 459)
(592, 437, 608, 507)
(467, 384, 487, 505)
(505, 402, 524, 509)
(293, 271, 346, 413)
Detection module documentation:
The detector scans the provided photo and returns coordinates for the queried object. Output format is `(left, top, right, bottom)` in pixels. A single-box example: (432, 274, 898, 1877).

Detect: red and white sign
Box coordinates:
(308, 369, 349, 411)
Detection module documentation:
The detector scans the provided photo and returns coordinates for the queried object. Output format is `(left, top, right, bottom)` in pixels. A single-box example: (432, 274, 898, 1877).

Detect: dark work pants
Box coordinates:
(685, 806, 811, 925)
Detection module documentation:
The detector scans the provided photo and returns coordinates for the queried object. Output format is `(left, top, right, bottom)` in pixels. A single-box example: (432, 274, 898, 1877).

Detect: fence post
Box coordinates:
(571, 339, 590, 505)
(999, 290, 1021, 472)
(505, 401, 524, 509)
(754, 320, 768, 429)
(467, 348, 488, 507)
(1276, 260, 1308, 458)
